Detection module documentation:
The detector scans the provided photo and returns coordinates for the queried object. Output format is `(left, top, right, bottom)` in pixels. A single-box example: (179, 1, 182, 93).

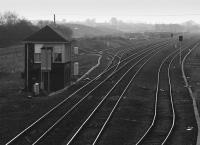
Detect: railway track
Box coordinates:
(113, 40, 169, 65)
(53, 39, 169, 98)
(119, 39, 165, 61)
(5, 39, 169, 145)
(135, 48, 178, 145)
(161, 41, 200, 145)
(86, 39, 200, 145)
(62, 44, 171, 145)
(28, 42, 171, 144)
(108, 41, 170, 73)
(135, 40, 200, 145)
(6, 38, 198, 145)
(104, 40, 164, 71)
(51, 39, 156, 96)
(61, 39, 198, 145)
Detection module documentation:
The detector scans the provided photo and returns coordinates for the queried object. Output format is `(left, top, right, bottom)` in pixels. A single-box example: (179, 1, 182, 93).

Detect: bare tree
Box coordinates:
(110, 17, 118, 26)
(3, 11, 19, 25)
(0, 11, 20, 25)
(0, 12, 5, 25)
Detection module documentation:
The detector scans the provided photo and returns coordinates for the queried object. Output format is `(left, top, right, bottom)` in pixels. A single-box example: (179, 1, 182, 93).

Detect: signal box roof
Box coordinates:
(24, 25, 73, 43)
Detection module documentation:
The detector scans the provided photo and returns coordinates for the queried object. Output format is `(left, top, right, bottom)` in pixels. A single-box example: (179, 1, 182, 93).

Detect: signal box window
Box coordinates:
(34, 53, 41, 63)
(34, 44, 42, 63)
(54, 47, 62, 63)
(54, 53, 62, 62)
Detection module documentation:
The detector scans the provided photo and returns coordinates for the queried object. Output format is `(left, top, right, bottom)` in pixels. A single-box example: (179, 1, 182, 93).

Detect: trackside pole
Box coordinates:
(180, 42, 182, 64)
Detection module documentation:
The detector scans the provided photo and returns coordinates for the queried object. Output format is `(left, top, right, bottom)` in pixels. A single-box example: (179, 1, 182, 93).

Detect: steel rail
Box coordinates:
(114, 41, 167, 71)
(65, 43, 170, 145)
(101, 47, 135, 74)
(105, 39, 169, 72)
(135, 41, 199, 145)
(111, 42, 169, 73)
(119, 39, 166, 61)
(94, 42, 169, 84)
(5, 40, 168, 145)
(5, 40, 155, 145)
(91, 43, 169, 145)
(181, 43, 200, 145)
(162, 41, 200, 145)
(135, 46, 180, 145)
(32, 42, 164, 145)
(104, 43, 149, 72)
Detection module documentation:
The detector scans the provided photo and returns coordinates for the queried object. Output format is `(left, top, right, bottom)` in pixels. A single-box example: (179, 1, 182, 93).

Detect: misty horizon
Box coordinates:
(22, 14, 200, 25)
(1, 0, 200, 24)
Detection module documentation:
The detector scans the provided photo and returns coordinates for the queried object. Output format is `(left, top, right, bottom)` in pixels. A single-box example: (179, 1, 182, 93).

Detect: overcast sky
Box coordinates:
(1, 0, 200, 23)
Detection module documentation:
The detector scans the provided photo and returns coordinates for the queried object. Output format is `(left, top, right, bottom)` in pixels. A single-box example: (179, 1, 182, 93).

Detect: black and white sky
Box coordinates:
(1, 0, 200, 23)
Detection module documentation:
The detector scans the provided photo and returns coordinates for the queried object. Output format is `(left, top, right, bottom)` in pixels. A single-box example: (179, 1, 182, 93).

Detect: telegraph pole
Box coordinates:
(179, 41, 182, 64)
(54, 14, 56, 25)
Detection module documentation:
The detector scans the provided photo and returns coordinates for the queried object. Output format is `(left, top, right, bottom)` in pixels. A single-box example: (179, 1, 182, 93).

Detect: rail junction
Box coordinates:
(5, 36, 200, 145)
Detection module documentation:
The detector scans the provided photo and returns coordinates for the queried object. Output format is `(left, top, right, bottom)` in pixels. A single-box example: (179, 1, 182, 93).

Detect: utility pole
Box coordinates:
(54, 14, 56, 25)
(179, 42, 182, 64)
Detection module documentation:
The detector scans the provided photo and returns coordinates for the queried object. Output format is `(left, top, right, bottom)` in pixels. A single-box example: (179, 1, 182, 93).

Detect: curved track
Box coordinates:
(61, 41, 175, 145)
(135, 40, 199, 145)
(6, 39, 169, 145)
(32, 41, 172, 145)
(135, 49, 177, 145)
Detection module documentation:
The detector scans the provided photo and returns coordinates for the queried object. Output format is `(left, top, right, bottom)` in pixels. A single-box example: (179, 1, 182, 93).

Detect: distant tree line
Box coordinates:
(0, 12, 39, 47)
(1, 12, 200, 48)
(81, 17, 200, 33)
(0, 12, 75, 47)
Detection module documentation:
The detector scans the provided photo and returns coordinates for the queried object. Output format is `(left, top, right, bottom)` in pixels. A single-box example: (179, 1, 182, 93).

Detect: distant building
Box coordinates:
(23, 25, 74, 92)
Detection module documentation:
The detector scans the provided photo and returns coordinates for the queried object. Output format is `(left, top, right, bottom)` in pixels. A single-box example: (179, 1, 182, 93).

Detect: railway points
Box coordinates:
(4, 37, 200, 145)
